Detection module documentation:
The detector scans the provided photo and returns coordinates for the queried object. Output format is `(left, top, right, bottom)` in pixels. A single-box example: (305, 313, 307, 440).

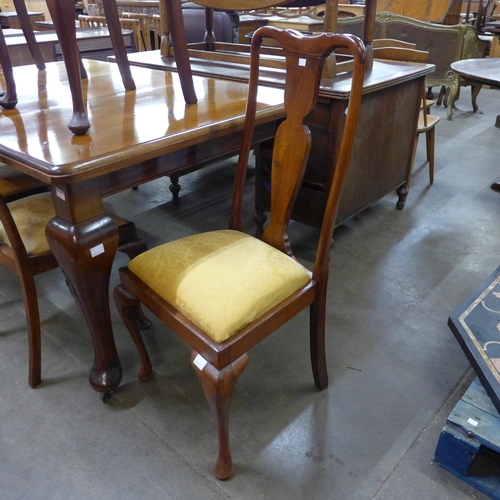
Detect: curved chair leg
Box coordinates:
(447, 81, 459, 120)
(19, 269, 42, 388)
(114, 284, 154, 381)
(101, 0, 136, 91)
(13, 0, 46, 70)
(0, 28, 18, 109)
(426, 127, 435, 184)
(471, 83, 483, 113)
(191, 351, 249, 480)
(45, 0, 90, 134)
(436, 86, 445, 106)
(310, 285, 328, 391)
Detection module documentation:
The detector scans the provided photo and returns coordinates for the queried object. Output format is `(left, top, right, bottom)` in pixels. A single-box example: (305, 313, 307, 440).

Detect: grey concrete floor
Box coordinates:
(1, 84, 500, 500)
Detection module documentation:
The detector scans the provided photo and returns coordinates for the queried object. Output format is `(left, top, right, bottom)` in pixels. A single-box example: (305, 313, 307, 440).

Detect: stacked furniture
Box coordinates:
(336, 11, 489, 120)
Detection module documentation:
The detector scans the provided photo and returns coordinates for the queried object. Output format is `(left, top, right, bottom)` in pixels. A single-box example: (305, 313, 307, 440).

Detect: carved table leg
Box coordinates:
(45, 0, 90, 135)
(0, 27, 18, 109)
(46, 184, 121, 393)
(169, 174, 181, 206)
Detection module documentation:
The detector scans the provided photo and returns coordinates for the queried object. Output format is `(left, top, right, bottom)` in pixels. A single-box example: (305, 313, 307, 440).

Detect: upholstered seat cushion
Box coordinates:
(0, 163, 46, 199)
(0, 192, 55, 255)
(127, 229, 312, 343)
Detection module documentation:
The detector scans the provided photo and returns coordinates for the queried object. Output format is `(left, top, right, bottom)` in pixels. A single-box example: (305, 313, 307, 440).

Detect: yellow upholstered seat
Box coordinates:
(128, 230, 311, 342)
(0, 192, 54, 255)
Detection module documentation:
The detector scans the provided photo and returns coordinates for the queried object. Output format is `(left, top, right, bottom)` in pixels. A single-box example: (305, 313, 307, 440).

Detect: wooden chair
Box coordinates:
(373, 46, 440, 185)
(151, 14, 162, 50)
(114, 26, 366, 480)
(78, 14, 107, 28)
(121, 12, 152, 51)
(0, 164, 148, 389)
(118, 17, 145, 52)
(79, 14, 144, 52)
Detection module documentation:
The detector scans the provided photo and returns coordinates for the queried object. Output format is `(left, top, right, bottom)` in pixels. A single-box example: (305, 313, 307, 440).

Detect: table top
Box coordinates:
(451, 58, 500, 87)
(3, 27, 133, 47)
(0, 11, 44, 18)
(0, 60, 284, 185)
(121, 50, 435, 100)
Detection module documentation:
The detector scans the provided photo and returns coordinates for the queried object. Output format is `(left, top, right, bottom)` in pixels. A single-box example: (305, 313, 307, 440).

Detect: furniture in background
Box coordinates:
(78, 14, 144, 51)
(0, 164, 147, 389)
(375, 0, 463, 24)
(113, 26, 366, 480)
(3, 27, 135, 66)
(451, 58, 500, 132)
(336, 11, 489, 120)
(0, 60, 285, 395)
(0, 10, 45, 29)
(373, 46, 441, 186)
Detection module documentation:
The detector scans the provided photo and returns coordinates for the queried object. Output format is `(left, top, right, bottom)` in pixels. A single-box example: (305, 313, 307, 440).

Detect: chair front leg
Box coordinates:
(310, 282, 328, 391)
(191, 351, 249, 480)
(20, 269, 42, 388)
(0, 27, 18, 109)
(114, 284, 154, 381)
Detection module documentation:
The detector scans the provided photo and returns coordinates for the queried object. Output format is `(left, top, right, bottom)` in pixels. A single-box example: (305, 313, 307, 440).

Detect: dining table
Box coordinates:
(0, 59, 285, 395)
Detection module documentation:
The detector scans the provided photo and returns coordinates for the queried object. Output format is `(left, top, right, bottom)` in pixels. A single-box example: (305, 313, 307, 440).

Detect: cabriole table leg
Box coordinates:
(46, 191, 122, 394)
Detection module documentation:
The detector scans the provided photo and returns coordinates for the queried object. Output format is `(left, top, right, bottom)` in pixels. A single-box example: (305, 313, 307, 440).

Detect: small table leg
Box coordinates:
(46, 184, 122, 393)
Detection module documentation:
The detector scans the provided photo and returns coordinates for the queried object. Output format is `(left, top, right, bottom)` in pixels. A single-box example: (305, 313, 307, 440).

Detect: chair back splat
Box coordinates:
(114, 26, 365, 481)
(232, 26, 365, 275)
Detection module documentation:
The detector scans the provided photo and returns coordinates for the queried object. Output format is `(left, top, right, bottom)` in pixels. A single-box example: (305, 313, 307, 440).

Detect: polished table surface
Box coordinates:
(0, 59, 284, 393)
(121, 49, 434, 98)
(451, 58, 500, 128)
(451, 58, 500, 88)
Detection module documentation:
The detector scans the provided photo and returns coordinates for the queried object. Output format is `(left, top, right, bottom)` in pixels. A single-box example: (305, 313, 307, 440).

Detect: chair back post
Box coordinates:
(230, 27, 366, 263)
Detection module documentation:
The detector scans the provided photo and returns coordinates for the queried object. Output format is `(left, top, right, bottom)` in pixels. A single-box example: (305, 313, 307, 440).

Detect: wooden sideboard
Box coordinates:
(116, 50, 434, 230)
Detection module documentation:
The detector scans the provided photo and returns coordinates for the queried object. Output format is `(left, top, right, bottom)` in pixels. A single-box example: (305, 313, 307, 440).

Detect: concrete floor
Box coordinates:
(1, 84, 499, 500)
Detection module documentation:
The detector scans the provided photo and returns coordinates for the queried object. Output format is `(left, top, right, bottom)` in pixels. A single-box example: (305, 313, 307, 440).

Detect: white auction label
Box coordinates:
(467, 418, 479, 427)
(55, 187, 66, 201)
(90, 244, 105, 258)
(193, 354, 207, 371)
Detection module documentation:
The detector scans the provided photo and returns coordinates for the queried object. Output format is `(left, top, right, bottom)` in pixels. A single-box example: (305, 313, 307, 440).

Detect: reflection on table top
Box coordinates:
(120, 50, 435, 99)
(0, 60, 284, 184)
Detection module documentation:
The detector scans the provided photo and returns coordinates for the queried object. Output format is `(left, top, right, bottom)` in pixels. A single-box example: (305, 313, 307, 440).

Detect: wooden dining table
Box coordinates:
(0, 59, 284, 394)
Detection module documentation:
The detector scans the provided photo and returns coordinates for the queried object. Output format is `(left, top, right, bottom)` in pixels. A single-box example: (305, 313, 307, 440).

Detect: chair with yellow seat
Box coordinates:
(373, 46, 441, 185)
(0, 164, 147, 389)
(113, 26, 366, 480)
